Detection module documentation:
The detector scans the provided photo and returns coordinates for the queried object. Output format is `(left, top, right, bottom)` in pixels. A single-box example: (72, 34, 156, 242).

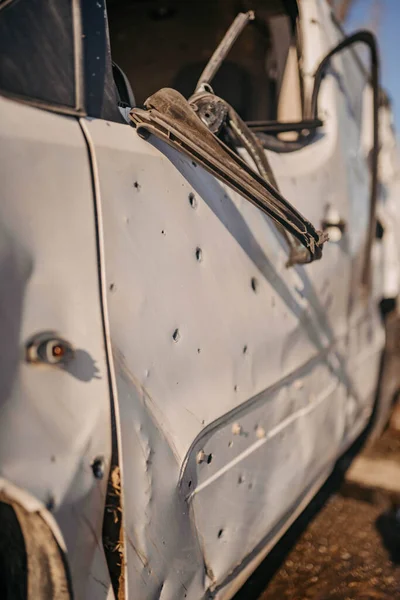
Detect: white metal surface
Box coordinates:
(88, 3, 385, 597)
(0, 95, 114, 600)
(377, 103, 400, 299)
(82, 1, 386, 584)
(0, 0, 397, 598)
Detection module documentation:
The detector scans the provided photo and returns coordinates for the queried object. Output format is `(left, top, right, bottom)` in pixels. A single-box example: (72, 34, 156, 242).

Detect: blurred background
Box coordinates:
(330, 0, 400, 137)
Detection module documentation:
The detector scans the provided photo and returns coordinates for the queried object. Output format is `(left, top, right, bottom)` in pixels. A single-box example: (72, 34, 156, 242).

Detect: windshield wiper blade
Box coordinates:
(130, 88, 327, 262)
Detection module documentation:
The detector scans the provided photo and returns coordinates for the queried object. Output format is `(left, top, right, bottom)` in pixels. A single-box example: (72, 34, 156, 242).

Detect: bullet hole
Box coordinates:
(293, 379, 303, 390)
(161, 230, 166, 236)
(255, 425, 266, 439)
(251, 277, 259, 292)
(234, 385, 238, 392)
(188, 480, 192, 488)
(192, 161, 197, 168)
(189, 192, 197, 208)
(109, 283, 116, 292)
(91, 456, 105, 480)
(133, 181, 141, 190)
(228, 440, 233, 447)
(197, 348, 201, 354)
(172, 328, 181, 343)
(195, 247, 203, 262)
(46, 495, 55, 511)
(207, 453, 213, 464)
(238, 475, 244, 484)
(218, 528, 224, 539)
(196, 450, 206, 464)
(232, 422, 242, 435)
(243, 345, 248, 354)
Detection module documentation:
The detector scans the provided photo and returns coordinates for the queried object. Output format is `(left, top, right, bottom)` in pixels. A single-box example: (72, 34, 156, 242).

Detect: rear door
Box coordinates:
(304, 3, 386, 442)
(282, 0, 385, 448)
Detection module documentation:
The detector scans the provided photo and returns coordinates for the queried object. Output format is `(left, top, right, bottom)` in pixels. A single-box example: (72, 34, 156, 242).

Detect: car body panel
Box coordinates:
(0, 0, 398, 598)
(0, 95, 113, 600)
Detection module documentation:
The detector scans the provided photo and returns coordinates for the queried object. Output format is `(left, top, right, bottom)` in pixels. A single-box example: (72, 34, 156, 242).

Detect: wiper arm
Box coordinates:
(195, 11, 255, 93)
(130, 88, 327, 263)
(188, 10, 325, 265)
(189, 89, 316, 265)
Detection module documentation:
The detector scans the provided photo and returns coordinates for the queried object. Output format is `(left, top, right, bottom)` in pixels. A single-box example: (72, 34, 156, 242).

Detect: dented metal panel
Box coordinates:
(0, 95, 114, 599)
(182, 359, 346, 588)
(85, 117, 337, 457)
(0, 0, 395, 598)
(79, 3, 386, 597)
(130, 88, 327, 262)
(83, 42, 382, 591)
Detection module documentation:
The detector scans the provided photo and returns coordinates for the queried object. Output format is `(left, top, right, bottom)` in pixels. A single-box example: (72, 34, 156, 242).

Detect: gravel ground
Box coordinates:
(259, 492, 400, 600)
(235, 420, 400, 600)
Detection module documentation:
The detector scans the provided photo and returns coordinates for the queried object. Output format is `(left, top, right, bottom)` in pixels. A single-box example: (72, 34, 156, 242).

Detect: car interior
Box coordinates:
(107, 0, 302, 127)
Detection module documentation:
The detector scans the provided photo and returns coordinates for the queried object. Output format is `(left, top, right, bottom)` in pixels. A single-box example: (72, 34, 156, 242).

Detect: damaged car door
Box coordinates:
(84, 1, 372, 597)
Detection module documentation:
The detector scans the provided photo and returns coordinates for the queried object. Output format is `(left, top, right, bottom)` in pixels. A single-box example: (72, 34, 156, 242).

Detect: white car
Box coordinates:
(0, 0, 399, 598)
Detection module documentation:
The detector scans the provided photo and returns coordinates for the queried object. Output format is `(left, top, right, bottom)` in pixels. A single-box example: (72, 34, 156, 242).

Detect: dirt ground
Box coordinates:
(235, 412, 400, 600)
